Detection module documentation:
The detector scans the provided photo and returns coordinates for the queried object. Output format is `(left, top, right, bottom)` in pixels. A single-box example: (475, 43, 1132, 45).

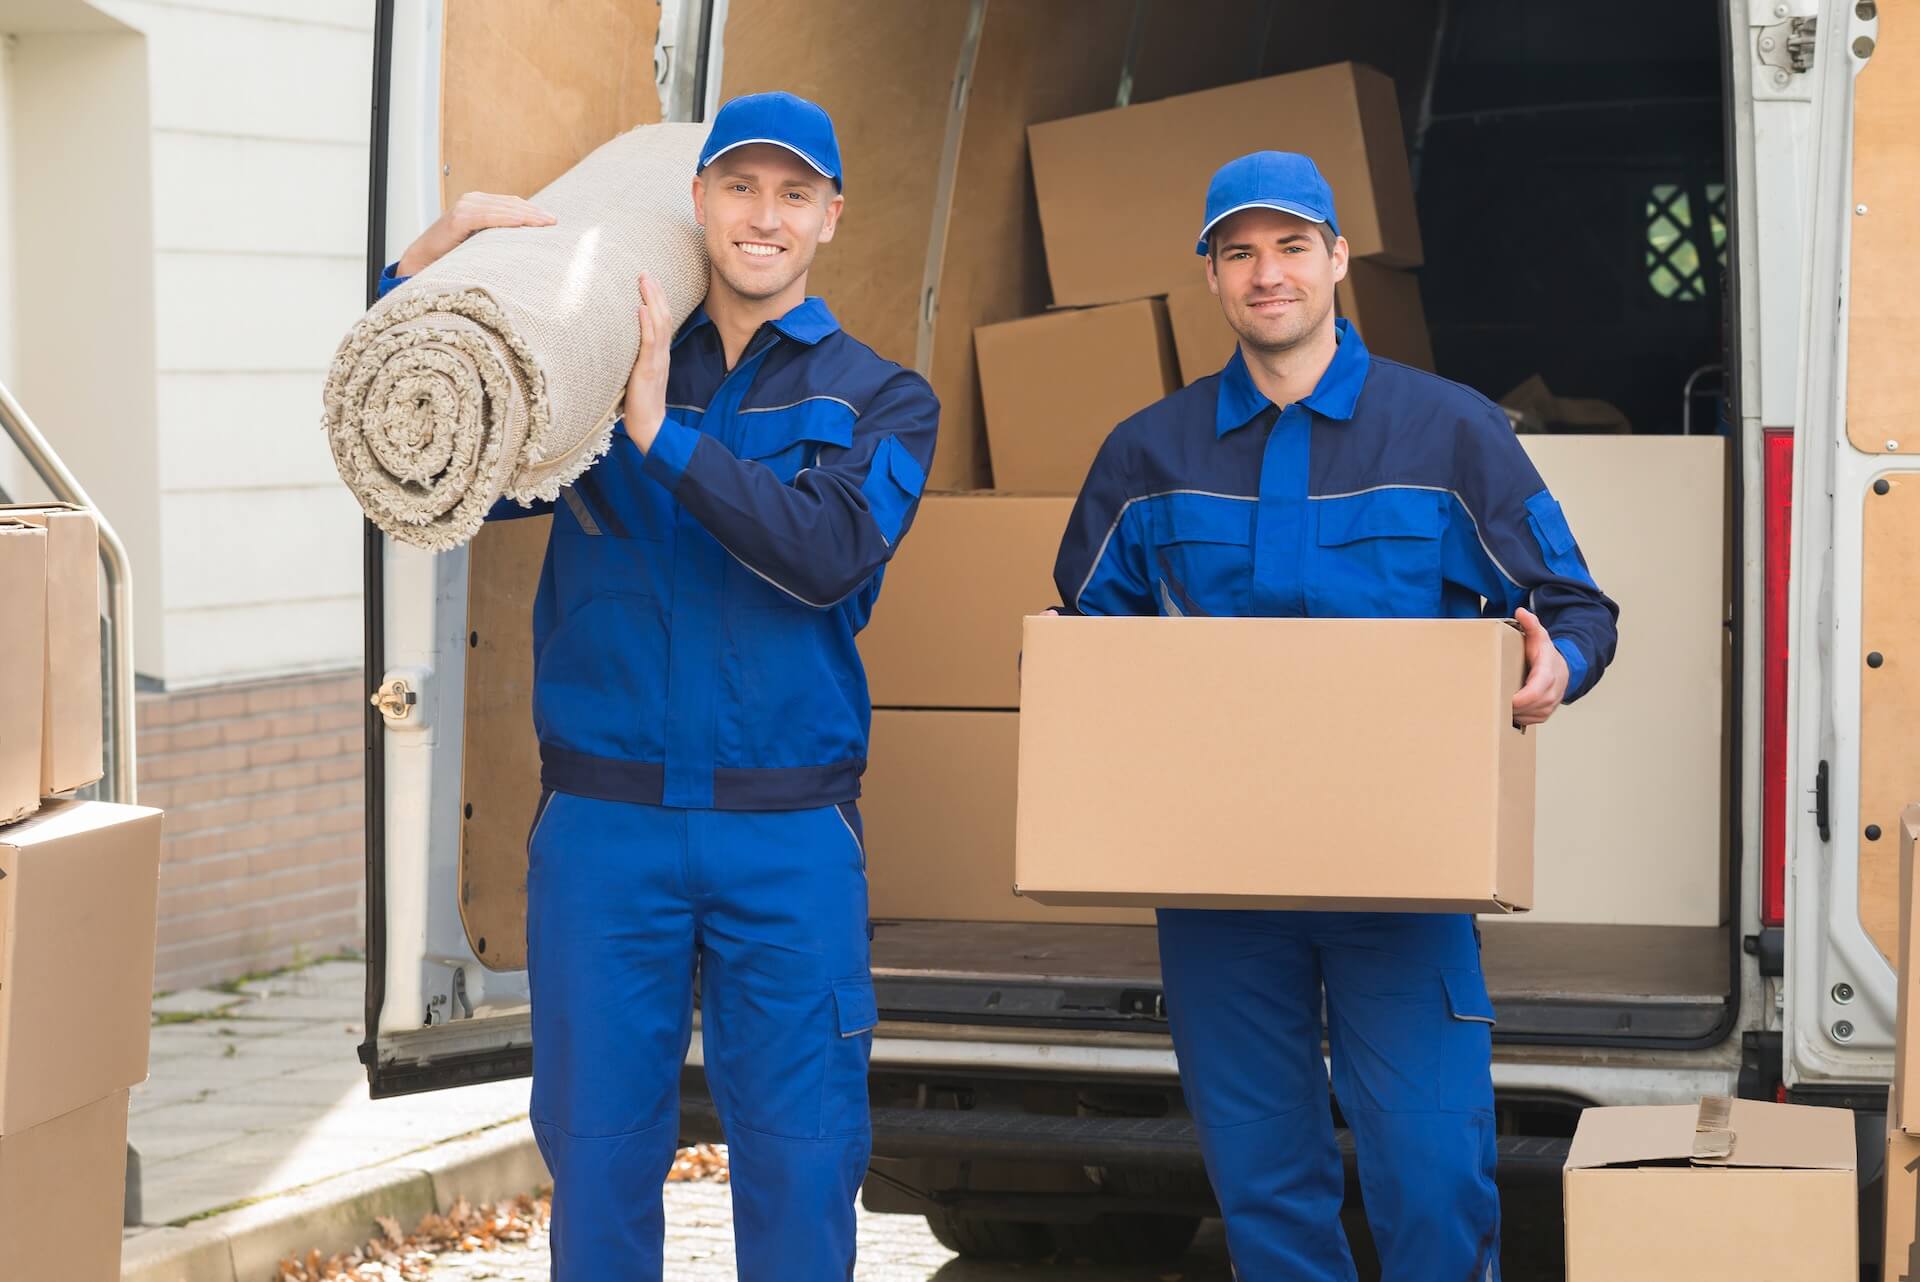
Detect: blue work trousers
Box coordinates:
(526, 793, 876, 1281)
(1157, 909, 1500, 1282)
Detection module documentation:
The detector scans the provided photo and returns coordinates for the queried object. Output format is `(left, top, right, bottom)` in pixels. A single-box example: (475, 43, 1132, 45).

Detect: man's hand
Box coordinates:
(395, 192, 556, 277)
(624, 273, 672, 453)
(1511, 606, 1569, 727)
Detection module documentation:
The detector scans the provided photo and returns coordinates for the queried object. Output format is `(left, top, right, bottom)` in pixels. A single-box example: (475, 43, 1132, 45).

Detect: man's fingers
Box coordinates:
(1512, 658, 1555, 710)
(462, 194, 557, 229)
(635, 280, 656, 352)
(639, 272, 670, 312)
(637, 275, 672, 366)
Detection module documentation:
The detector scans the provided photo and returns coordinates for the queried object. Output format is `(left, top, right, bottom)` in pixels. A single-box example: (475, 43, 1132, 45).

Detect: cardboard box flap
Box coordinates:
(1567, 1098, 1857, 1172)
(1564, 1104, 1702, 1170)
(0, 795, 160, 850)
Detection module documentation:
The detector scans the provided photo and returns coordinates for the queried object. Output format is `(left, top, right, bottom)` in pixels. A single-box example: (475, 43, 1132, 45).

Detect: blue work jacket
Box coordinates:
(1054, 321, 1619, 698)
(377, 265, 938, 810)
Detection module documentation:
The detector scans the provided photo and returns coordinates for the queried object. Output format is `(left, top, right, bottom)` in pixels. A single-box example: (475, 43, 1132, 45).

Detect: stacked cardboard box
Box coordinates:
(0, 505, 154, 1281)
(971, 62, 1433, 492)
(1885, 806, 1920, 1276)
(856, 497, 1148, 925)
(863, 63, 1439, 925)
(0, 520, 47, 824)
(1, 504, 106, 819)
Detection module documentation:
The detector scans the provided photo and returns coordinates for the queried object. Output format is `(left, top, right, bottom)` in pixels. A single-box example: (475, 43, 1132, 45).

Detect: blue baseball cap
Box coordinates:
(698, 92, 843, 191)
(1195, 151, 1339, 256)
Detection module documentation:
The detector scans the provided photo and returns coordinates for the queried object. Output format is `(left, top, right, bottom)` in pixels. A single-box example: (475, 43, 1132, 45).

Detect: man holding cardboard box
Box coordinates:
(1050, 152, 1620, 1280)
(382, 93, 938, 1282)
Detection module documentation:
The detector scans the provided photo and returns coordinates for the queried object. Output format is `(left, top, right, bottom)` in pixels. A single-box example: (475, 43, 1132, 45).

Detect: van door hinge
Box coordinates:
(1814, 759, 1831, 843)
(1757, 15, 1816, 76)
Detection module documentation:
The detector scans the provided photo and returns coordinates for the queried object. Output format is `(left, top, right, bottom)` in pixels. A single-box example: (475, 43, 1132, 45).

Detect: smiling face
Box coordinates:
(1205, 206, 1348, 356)
(692, 143, 844, 306)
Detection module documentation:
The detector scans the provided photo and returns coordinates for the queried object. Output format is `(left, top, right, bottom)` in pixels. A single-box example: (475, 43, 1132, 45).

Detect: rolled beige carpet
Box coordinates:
(324, 122, 709, 551)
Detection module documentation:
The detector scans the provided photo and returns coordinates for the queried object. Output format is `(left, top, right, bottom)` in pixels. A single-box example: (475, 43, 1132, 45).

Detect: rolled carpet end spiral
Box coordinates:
(323, 122, 710, 551)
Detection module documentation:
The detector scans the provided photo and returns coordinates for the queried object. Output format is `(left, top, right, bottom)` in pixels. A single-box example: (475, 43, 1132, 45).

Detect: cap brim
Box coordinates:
(698, 138, 840, 187)
(1194, 200, 1329, 255)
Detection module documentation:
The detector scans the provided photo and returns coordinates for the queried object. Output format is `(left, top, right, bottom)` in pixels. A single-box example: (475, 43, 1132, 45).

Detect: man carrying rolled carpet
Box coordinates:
(379, 93, 937, 1281)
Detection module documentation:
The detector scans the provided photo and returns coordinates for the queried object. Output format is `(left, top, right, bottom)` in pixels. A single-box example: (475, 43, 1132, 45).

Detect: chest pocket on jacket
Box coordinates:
(1154, 497, 1255, 617)
(733, 399, 857, 484)
(1305, 488, 1446, 618)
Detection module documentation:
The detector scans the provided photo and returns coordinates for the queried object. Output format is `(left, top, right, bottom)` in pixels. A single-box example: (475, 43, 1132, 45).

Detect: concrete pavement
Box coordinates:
(417, 1182, 1240, 1281)
(121, 957, 543, 1281)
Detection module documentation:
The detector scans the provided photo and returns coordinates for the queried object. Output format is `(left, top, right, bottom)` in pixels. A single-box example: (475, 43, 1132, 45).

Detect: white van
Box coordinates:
(358, 0, 1908, 1265)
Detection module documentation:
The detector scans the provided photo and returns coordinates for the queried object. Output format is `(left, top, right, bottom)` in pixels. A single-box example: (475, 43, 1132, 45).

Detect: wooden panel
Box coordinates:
(440, 0, 662, 208)
(720, 0, 971, 371)
(443, 1, 661, 969)
(1514, 437, 1728, 926)
(457, 516, 549, 971)
(1858, 475, 1920, 961)
(1848, 15, 1920, 456)
(927, 2, 1132, 490)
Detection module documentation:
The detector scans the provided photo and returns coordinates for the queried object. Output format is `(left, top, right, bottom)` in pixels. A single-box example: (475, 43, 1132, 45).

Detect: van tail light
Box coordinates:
(1761, 428, 1794, 927)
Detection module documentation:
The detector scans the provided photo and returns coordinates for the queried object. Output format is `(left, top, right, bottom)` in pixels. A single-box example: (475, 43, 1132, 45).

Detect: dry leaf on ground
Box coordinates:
(274, 1146, 729, 1280)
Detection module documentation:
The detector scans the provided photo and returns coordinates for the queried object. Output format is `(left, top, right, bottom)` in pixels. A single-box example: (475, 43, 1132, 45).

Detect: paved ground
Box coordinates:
(412, 1180, 1568, 1280)
(129, 958, 1567, 1280)
(417, 1182, 1239, 1281)
(132, 958, 530, 1228)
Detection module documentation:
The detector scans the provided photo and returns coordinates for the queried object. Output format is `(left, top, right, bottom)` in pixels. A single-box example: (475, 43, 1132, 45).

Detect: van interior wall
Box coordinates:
(448, 0, 663, 972)
(1851, 3, 1920, 965)
(716, 0, 1726, 471)
(719, 0, 1272, 490)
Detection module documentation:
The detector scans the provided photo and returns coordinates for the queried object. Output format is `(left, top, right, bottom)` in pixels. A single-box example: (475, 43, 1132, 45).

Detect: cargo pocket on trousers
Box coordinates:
(1442, 967, 1498, 1025)
(824, 976, 878, 1136)
(833, 976, 878, 1037)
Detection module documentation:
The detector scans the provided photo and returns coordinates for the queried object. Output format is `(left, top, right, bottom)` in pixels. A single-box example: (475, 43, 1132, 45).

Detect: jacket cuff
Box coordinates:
(1553, 635, 1590, 701)
(640, 416, 699, 492)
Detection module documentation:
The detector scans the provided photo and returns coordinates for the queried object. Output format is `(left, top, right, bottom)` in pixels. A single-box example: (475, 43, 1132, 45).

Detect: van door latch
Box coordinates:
(369, 676, 417, 723)
(1757, 16, 1816, 76)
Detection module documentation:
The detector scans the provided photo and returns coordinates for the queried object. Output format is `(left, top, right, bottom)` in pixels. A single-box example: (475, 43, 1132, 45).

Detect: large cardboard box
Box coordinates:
(0, 520, 48, 825)
(0, 800, 162, 1135)
(1, 505, 103, 796)
(1164, 261, 1434, 386)
(1028, 63, 1422, 310)
(1888, 1122, 1920, 1282)
(860, 496, 1074, 709)
(0, 1090, 128, 1282)
(974, 300, 1178, 493)
(864, 710, 1149, 925)
(1563, 1097, 1856, 1281)
(1336, 260, 1435, 373)
(1895, 805, 1920, 1135)
(1014, 616, 1532, 912)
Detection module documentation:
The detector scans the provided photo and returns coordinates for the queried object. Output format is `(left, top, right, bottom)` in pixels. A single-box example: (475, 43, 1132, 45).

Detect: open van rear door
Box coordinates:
(1782, 0, 1915, 1094)
(357, 0, 708, 1097)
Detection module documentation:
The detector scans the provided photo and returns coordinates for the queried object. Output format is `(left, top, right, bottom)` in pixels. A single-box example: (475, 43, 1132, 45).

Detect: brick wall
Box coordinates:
(136, 670, 365, 993)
